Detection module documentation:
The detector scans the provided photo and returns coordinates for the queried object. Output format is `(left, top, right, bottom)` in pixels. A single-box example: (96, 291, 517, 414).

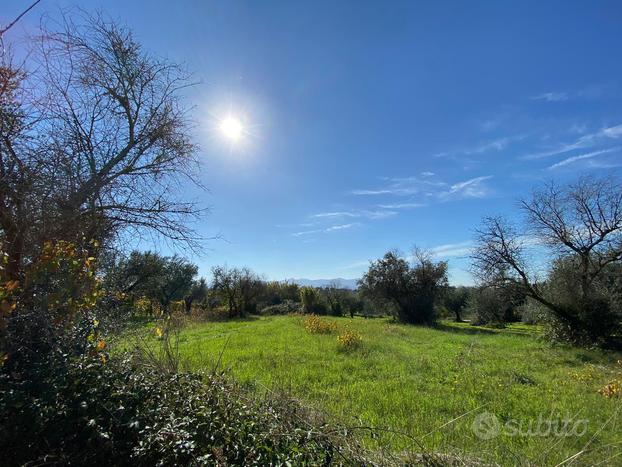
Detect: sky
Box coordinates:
(3, 1, 622, 284)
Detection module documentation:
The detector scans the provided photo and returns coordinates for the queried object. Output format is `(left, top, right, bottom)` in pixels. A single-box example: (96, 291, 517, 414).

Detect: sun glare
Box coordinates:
(219, 116, 244, 141)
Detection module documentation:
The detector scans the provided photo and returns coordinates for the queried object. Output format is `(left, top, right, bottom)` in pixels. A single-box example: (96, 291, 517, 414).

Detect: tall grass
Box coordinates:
(160, 315, 622, 466)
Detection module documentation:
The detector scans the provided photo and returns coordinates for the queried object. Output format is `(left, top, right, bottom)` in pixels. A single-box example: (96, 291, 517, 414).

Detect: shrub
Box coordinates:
(0, 350, 369, 465)
(0, 239, 370, 465)
(599, 360, 622, 399)
(337, 328, 362, 350)
(302, 315, 337, 334)
(599, 379, 621, 398)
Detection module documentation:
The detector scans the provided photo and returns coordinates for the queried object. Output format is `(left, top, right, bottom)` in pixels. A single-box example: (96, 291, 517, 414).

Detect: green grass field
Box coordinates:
(143, 315, 622, 465)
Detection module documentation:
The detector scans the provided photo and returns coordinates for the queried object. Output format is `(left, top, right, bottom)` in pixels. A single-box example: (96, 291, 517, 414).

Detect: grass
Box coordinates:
(139, 315, 622, 465)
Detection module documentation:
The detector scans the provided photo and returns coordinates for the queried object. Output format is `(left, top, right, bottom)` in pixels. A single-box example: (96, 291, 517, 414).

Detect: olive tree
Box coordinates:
(359, 249, 448, 325)
(472, 176, 622, 344)
(115, 251, 197, 313)
(184, 278, 209, 313)
(443, 286, 470, 322)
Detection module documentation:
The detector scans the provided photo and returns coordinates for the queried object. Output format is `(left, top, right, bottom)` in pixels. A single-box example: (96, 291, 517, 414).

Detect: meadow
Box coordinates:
(146, 315, 622, 466)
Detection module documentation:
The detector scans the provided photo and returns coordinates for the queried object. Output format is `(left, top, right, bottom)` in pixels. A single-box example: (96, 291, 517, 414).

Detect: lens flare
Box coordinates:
(219, 117, 244, 141)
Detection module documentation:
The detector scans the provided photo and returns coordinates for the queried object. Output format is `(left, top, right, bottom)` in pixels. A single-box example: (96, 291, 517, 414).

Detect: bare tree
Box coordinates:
(0, 13, 203, 281)
(472, 176, 622, 341)
(211, 266, 264, 318)
(0, 1, 42, 38)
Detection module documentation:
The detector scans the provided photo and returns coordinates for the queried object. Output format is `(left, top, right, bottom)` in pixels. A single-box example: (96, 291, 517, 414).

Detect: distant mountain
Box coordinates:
(287, 278, 359, 289)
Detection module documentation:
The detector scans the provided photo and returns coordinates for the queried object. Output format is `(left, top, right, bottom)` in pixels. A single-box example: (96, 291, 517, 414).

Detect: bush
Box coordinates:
(0, 350, 368, 466)
(599, 379, 622, 398)
(598, 360, 622, 398)
(302, 315, 337, 334)
(0, 240, 369, 465)
(337, 328, 362, 350)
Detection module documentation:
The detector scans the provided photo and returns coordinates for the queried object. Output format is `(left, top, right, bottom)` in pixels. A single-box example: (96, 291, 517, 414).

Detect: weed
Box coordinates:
(302, 315, 337, 334)
(337, 327, 362, 350)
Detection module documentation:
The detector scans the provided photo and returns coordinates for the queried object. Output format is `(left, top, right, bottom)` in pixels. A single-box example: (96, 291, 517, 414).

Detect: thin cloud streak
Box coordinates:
(548, 147, 620, 169)
(292, 229, 323, 237)
(433, 135, 525, 162)
(429, 241, 474, 258)
(292, 223, 361, 237)
(464, 137, 512, 155)
(352, 174, 494, 201)
(446, 176, 493, 198)
(531, 91, 568, 102)
(309, 210, 397, 220)
(310, 211, 359, 219)
(521, 123, 622, 160)
(325, 223, 359, 232)
(377, 202, 425, 209)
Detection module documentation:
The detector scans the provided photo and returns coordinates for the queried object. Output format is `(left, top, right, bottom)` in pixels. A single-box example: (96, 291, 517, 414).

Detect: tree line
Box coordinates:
(105, 174, 622, 348)
(103, 251, 373, 319)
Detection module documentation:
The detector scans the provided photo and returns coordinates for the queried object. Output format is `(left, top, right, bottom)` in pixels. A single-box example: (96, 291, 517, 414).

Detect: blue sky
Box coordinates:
(4, 1, 622, 284)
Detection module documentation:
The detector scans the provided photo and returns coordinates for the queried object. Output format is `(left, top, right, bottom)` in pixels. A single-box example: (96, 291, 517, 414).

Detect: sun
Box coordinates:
(219, 116, 244, 141)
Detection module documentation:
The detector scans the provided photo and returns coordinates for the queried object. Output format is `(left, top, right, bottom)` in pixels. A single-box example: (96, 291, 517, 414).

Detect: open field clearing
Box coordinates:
(148, 315, 622, 465)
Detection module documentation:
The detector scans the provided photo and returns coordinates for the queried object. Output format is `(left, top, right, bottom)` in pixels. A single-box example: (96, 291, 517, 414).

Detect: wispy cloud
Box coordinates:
(464, 137, 512, 155)
(548, 147, 621, 170)
(602, 125, 622, 138)
(363, 210, 398, 219)
(432, 134, 524, 165)
(310, 211, 359, 219)
(377, 202, 425, 209)
(293, 222, 361, 237)
(325, 223, 359, 232)
(521, 123, 622, 160)
(445, 176, 493, 198)
(352, 174, 494, 202)
(352, 176, 447, 197)
(292, 229, 323, 237)
(531, 91, 568, 102)
(531, 84, 613, 103)
(309, 210, 397, 220)
(430, 241, 474, 258)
